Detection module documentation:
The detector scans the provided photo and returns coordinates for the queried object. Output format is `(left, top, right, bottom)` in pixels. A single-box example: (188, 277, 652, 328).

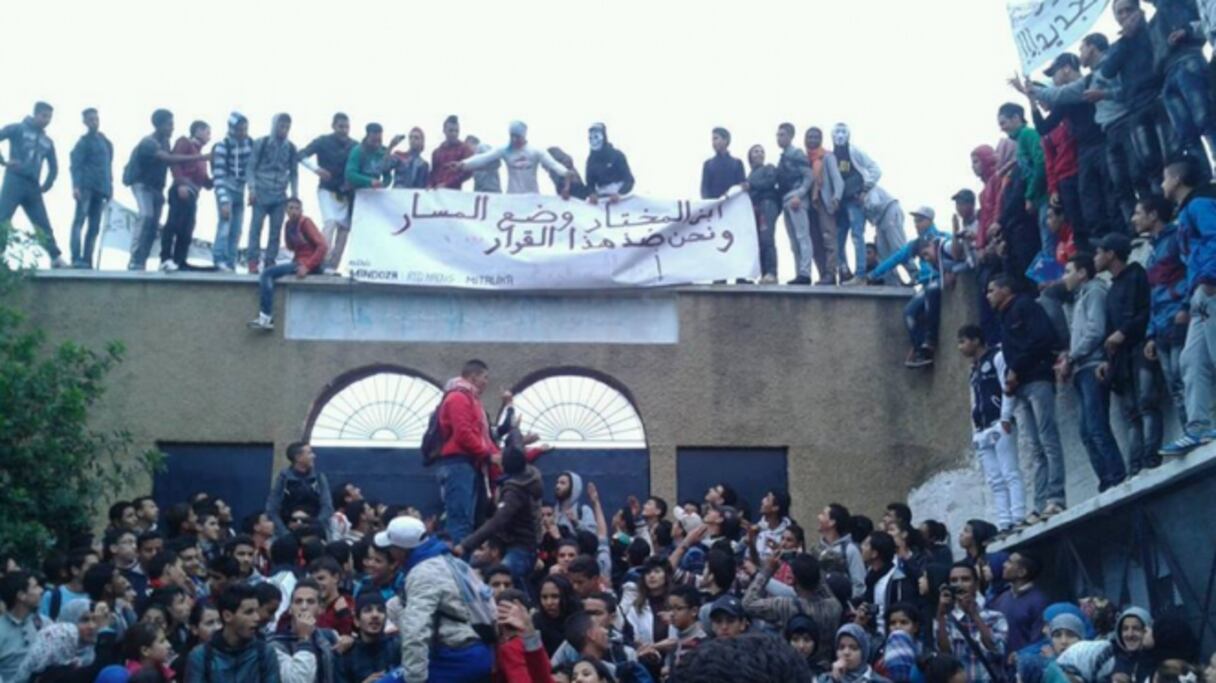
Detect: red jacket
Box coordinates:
(316, 594, 354, 636)
(429, 141, 473, 189)
(170, 136, 211, 191)
(438, 382, 499, 463)
(1041, 120, 1077, 196)
(285, 216, 328, 273)
(493, 635, 554, 683)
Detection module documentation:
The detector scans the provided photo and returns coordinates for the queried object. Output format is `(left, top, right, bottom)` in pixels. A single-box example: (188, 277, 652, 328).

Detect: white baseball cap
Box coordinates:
(374, 516, 426, 550)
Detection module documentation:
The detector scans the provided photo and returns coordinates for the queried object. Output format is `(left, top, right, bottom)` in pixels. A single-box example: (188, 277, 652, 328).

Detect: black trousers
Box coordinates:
(161, 186, 198, 266)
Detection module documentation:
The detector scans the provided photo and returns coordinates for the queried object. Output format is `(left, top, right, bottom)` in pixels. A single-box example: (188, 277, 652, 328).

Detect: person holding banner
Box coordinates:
(584, 122, 635, 205)
(453, 121, 573, 197)
(248, 197, 327, 331)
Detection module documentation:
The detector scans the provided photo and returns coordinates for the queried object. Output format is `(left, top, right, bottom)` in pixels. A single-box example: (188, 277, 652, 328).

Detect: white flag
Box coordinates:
(1008, 0, 1110, 75)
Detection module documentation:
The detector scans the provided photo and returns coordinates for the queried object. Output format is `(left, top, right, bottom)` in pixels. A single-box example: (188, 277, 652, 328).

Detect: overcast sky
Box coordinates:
(2, 0, 1119, 273)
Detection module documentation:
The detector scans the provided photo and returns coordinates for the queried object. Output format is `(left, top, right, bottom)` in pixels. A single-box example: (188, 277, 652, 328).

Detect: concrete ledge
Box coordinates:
(28, 268, 916, 299)
(990, 443, 1216, 553)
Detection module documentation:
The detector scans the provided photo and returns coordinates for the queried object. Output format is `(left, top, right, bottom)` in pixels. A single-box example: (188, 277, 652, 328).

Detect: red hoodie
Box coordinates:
(494, 635, 555, 683)
(1041, 120, 1078, 196)
(973, 145, 999, 248)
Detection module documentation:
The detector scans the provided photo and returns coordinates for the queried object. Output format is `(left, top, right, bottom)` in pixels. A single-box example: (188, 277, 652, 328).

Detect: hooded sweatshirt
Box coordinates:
(1176, 183, 1216, 297)
(212, 113, 253, 206)
(973, 145, 999, 246)
(0, 117, 57, 187)
(459, 465, 542, 554)
(831, 124, 882, 199)
(398, 538, 483, 683)
(585, 127, 635, 197)
(461, 123, 570, 195)
(248, 115, 299, 204)
(1113, 607, 1156, 683)
(1067, 278, 1110, 370)
(555, 471, 596, 536)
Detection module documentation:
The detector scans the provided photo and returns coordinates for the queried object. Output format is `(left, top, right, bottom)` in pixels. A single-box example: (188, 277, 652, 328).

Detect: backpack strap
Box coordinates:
(49, 585, 63, 621)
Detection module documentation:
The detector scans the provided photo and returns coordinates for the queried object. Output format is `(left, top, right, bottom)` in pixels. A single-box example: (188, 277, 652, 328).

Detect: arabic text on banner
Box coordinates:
(345, 189, 759, 290)
(1008, 0, 1109, 74)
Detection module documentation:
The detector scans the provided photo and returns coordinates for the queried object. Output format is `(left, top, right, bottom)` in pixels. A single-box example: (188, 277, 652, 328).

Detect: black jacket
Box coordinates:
(1107, 261, 1151, 392)
(999, 170, 1040, 279)
(1101, 24, 1162, 111)
(460, 465, 543, 554)
(999, 295, 1058, 386)
(336, 635, 401, 683)
(585, 143, 635, 196)
(1032, 98, 1103, 149)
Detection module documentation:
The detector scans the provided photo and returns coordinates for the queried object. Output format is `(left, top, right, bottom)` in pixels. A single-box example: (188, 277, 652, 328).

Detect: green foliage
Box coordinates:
(0, 222, 163, 563)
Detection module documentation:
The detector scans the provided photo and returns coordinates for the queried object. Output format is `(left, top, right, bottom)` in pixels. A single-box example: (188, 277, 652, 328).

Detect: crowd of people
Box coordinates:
(0, 356, 1212, 683)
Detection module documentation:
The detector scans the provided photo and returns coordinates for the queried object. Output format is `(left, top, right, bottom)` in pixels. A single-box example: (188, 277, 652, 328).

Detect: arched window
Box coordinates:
(309, 371, 442, 448)
(511, 373, 646, 449)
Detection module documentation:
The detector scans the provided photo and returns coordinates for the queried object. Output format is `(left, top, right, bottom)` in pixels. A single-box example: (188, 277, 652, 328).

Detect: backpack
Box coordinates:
(121, 139, 144, 187)
(281, 472, 322, 518)
(419, 394, 448, 467)
(439, 554, 498, 645)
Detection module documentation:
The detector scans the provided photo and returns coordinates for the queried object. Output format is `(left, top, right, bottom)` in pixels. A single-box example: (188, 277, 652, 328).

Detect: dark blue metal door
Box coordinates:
(154, 443, 275, 523)
(677, 447, 789, 519)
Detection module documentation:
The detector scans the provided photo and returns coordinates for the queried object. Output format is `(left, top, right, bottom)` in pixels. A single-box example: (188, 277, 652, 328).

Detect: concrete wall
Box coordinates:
(17, 271, 978, 526)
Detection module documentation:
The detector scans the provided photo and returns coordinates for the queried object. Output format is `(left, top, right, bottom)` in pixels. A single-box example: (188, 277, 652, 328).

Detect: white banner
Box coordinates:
(346, 189, 759, 289)
(1008, 0, 1109, 75)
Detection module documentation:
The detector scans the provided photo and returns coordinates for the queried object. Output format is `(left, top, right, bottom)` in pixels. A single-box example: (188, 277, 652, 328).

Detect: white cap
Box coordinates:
(374, 516, 426, 550)
(910, 205, 936, 221)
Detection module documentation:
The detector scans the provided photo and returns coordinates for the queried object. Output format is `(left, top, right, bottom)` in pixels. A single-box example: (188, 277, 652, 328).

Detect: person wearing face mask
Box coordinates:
(746, 144, 781, 283)
(831, 123, 882, 282)
(584, 123, 634, 205)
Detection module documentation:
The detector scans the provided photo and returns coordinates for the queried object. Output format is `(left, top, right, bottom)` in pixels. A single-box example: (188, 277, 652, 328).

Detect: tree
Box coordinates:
(0, 222, 162, 563)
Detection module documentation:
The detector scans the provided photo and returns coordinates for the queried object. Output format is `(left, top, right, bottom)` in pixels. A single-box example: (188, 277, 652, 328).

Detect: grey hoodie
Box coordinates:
(248, 114, 299, 204)
(1067, 278, 1110, 370)
(556, 471, 597, 536)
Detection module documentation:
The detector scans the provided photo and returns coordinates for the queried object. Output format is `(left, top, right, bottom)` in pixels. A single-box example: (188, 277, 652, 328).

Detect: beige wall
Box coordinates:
(19, 273, 978, 525)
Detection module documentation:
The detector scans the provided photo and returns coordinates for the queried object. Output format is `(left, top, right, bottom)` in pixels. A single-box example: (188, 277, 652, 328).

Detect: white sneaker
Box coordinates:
(246, 313, 274, 331)
(160, 260, 179, 273)
(215, 264, 234, 273)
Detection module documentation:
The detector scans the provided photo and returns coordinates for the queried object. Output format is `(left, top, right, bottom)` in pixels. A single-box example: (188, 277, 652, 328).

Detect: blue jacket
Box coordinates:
(185, 634, 281, 683)
(69, 131, 114, 197)
(1146, 223, 1188, 342)
(337, 635, 400, 683)
(870, 225, 945, 284)
(1177, 184, 1216, 297)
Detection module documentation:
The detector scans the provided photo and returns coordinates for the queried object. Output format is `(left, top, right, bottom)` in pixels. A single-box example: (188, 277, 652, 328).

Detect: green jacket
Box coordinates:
(344, 143, 391, 189)
(1013, 125, 1047, 207)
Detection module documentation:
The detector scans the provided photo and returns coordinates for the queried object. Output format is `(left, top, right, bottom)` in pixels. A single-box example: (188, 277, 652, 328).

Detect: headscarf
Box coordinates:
(834, 624, 876, 681)
(533, 575, 580, 656)
(785, 614, 821, 659)
(57, 598, 93, 625)
(1056, 640, 1116, 683)
(18, 624, 87, 680)
(1049, 612, 1087, 639)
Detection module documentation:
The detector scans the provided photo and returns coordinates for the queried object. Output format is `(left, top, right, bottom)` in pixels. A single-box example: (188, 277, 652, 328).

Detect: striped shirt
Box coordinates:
(211, 135, 253, 206)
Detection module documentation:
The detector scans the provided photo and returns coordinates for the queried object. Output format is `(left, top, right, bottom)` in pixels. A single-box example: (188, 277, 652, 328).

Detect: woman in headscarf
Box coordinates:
(19, 599, 103, 683)
(815, 623, 892, 683)
(1017, 603, 1095, 683)
(532, 575, 581, 657)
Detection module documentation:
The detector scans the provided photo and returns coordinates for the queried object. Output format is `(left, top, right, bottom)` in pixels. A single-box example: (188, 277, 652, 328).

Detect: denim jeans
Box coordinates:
(162, 187, 198, 266)
(1103, 124, 1137, 232)
(975, 428, 1025, 529)
(0, 174, 61, 259)
(436, 458, 477, 543)
(213, 188, 245, 269)
(1162, 54, 1216, 179)
(783, 199, 813, 279)
(1182, 286, 1216, 434)
(248, 199, 287, 266)
(837, 198, 866, 277)
(1157, 336, 1188, 429)
(70, 190, 106, 266)
(258, 262, 298, 316)
(1125, 104, 1170, 197)
(755, 200, 780, 278)
(1115, 343, 1163, 473)
(503, 546, 536, 598)
(1073, 366, 1128, 489)
(129, 183, 165, 270)
(904, 285, 941, 349)
(1014, 380, 1067, 511)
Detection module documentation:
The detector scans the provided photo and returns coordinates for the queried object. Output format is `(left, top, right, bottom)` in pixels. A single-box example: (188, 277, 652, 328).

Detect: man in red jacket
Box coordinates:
(248, 197, 327, 330)
(437, 359, 500, 542)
